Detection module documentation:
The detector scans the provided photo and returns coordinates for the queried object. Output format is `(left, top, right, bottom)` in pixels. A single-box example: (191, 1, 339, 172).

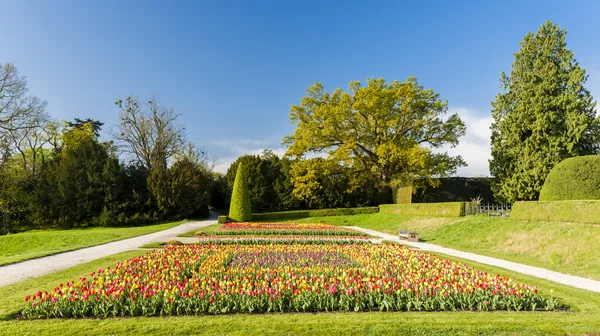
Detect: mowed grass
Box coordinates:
(1, 245, 599, 335)
(177, 223, 221, 237)
(0, 221, 184, 265)
(283, 213, 600, 280)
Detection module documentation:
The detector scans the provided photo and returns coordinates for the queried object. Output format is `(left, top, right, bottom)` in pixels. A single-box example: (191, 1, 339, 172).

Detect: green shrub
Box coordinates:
(379, 202, 466, 217)
(228, 162, 252, 222)
(217, 216, 228, 224)
(539, 156, 600, 201)
(252, 207, 379, 221)
(511, 200, 600, 224)
(393, 186, 413, 204)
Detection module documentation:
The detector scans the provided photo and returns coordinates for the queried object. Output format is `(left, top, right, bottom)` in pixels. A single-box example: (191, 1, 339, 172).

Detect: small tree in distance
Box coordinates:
(228, 162, 252, 221)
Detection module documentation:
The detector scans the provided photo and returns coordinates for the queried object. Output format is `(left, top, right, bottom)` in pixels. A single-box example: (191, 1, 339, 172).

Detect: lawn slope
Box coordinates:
(0, 221, 184, 265)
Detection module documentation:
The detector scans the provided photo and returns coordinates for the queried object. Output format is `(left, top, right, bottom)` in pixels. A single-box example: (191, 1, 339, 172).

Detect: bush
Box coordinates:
(539, 156, 600, 201)
(511, 200, 600, 224)
(228, 162, 252, 222)
(252, 207, 380, 221)
(379, 202, 466, 217)
(217, 216, 228, 224)
(393, 186, 413, 204)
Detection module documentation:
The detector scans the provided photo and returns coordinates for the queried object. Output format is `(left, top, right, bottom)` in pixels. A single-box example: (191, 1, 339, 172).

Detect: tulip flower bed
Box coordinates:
(197, 236, 372, 245)
(22, 244, 559, 318)
(216, 222, 366, 236)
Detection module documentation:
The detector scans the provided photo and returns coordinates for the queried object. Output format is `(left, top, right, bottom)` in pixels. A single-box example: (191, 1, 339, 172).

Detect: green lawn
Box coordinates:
(1, 246, 599, 335)
(0, 221, 184, 265)
(177, 223, 221, 237)
(283, 213, 600, 280)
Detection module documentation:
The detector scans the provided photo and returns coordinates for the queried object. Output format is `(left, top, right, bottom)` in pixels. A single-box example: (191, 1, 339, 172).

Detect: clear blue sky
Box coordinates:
(2, 0, 600, 175)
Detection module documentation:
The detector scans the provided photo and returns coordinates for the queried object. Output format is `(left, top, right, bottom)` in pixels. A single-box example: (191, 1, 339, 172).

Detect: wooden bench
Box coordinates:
(399, 230, 419, 242)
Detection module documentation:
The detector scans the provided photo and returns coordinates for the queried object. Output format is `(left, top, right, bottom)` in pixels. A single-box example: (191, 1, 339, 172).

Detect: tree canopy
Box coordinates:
(490, 21, 599, 202)
(284, 77, 466, 197)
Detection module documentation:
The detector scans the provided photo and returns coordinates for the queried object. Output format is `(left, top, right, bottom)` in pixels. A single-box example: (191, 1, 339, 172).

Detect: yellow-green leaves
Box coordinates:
(285, 77, 466, 197)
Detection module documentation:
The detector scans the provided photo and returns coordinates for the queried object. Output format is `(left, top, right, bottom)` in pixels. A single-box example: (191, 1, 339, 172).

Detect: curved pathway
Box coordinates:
(346, 226, 600, 293)
(0, 213, 218, 288)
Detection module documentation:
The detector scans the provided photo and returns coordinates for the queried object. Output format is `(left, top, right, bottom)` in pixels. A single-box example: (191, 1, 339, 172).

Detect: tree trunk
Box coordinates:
(3, 211, 11, 234)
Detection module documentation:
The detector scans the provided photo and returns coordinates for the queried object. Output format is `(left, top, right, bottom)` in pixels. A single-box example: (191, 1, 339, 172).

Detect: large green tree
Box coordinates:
(284, 77, 466, 199)
(490, 21, 600, 202)
(33, 123, 124, 228)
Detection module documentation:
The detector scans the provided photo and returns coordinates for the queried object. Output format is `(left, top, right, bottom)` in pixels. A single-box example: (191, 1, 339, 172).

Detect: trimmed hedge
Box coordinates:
(413, 177, 496, 203)
(539, 156, 600, 201)
(252, 207, 380, 221)
(511, 200, 600, 224)
(217, 216, 228, 224)
(379, 202, 466, 217)
(228, 162, 252, 222)
(393, 186, 413, 204)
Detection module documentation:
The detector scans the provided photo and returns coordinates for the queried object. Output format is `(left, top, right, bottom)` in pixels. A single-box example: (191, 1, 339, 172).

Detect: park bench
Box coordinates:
(399, 230, 419, 242)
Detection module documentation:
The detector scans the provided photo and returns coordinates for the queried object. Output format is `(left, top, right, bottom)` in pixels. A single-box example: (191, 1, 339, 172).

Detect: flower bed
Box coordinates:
(216, 222, 366, 236)
(22, 244, 559, 318)
(196, 236, 372, 245)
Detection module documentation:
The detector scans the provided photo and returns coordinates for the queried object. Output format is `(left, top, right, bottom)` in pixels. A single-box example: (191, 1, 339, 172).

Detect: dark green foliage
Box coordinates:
(225, 152, 298, 212)
(490, 21, 600, 202)
(413, 178, 496, 203)
(228, 162, 252, 222)
(217, 216, 228, 224)
(33, 132, 124, 228)
(252, 207, 380, 221)
(379, 202, 466, 217)
(165, 157, 212, 219)
(511, 200, 600, 224)
(65, 118, 104, 137)
(221, 152, 386, 214)
(539, 156, 600, 201)
(210, 174, 229, 211)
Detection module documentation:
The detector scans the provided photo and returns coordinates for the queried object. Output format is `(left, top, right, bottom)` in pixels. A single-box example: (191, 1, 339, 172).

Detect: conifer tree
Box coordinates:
(490, 21, 599, 202)
(228, 162, 252, 221)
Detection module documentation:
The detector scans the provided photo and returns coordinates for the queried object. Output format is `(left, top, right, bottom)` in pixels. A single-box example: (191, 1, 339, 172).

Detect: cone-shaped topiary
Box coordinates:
(539, 155, 600, 201)
(228, 162, 252, 221)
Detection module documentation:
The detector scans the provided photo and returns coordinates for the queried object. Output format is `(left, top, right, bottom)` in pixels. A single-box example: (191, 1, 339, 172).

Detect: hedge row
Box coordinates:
(379, 202, 466, 217)
(251, 207, 380, 221)
(511, 200, 600, 224)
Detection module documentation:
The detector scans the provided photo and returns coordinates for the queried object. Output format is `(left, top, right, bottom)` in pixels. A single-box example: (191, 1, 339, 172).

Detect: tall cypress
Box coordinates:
(228, 162, 252, 221)
(490, 21, 599, 202)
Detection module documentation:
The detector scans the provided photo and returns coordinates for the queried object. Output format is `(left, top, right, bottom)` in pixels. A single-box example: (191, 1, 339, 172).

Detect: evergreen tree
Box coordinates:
(490, 21, 600, 202)
(228, 162, 252, 222)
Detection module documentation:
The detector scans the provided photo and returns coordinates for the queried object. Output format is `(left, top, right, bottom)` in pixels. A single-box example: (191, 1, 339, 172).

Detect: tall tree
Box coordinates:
(0, 63, 47, 141)
(489, 21, 600, 202)
(284, 77, 466, 199)
(113, 96, 185, 170)
(114, 96, 186, 213)
(33, 123, 123, 228)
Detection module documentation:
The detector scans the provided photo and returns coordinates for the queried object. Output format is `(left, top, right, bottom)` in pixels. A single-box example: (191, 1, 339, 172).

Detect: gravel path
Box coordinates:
(346, 226, 600, 293)
(0, 213, 217, 288)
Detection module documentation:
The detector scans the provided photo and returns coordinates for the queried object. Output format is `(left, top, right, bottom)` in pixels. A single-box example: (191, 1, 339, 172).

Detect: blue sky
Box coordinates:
(2, 0, 600, 176)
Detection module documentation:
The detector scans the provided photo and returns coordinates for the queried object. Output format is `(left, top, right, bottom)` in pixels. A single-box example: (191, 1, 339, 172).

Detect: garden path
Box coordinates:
(0, 212, 218, 288)
(346, 226, 600, 293)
